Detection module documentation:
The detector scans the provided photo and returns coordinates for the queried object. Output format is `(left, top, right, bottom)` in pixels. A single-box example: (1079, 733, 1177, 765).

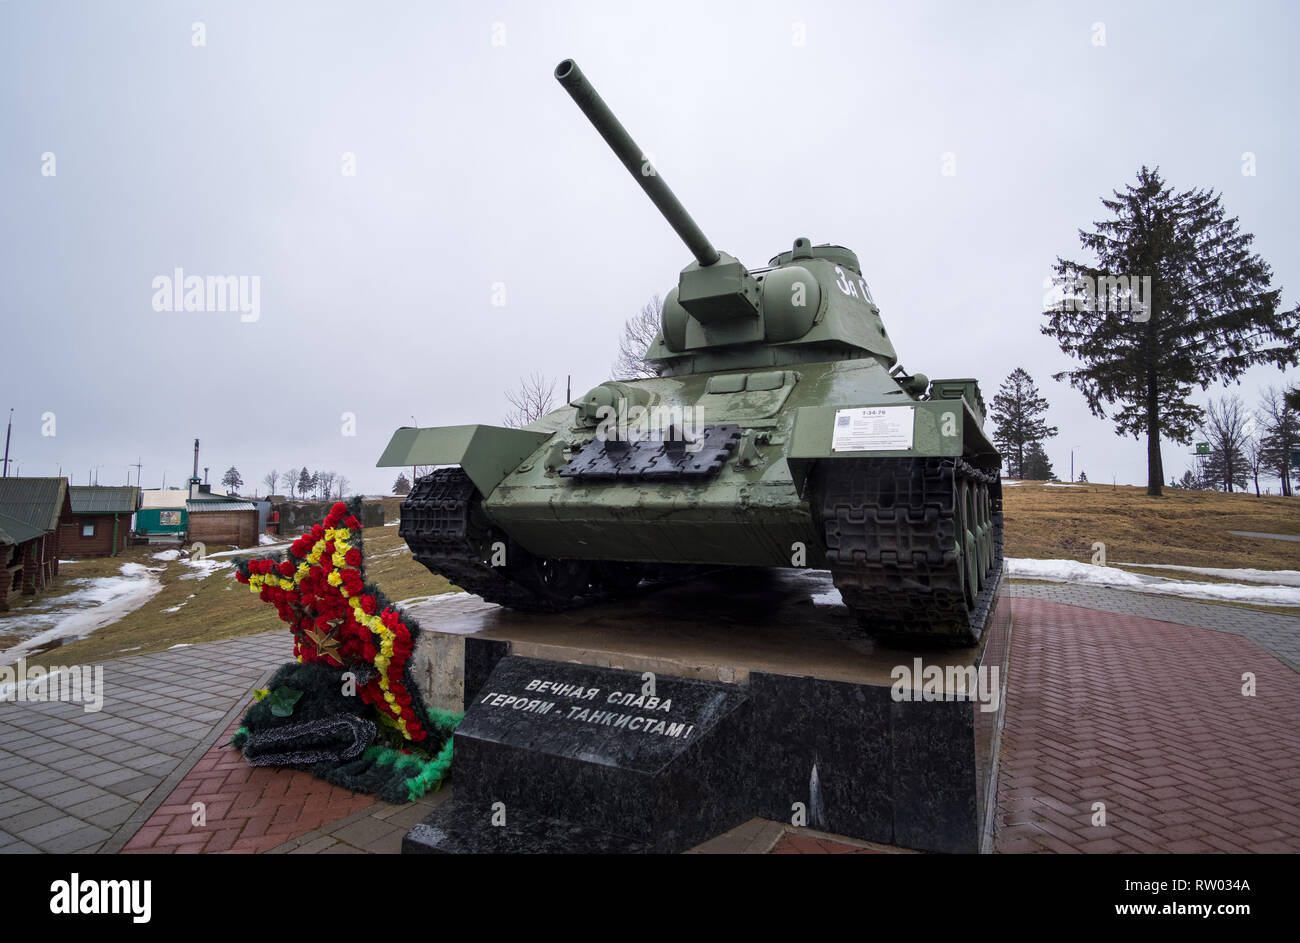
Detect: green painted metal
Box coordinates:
(555, 59, 718, 266)
(136, 508, 187, 534)
(376, 425, 553, 499)
(381, 59, 1000, 571)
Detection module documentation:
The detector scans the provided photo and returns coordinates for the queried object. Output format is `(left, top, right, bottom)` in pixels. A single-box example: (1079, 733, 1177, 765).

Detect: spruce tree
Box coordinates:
(1022, 441, 1055, 480)
(393, 473, 411, 495)
(991, 368, 1058, 478)
(1042, 166, 1300, 496)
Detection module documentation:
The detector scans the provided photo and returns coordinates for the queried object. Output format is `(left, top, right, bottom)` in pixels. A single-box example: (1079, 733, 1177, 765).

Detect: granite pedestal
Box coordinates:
(402, 567, 1012, 854)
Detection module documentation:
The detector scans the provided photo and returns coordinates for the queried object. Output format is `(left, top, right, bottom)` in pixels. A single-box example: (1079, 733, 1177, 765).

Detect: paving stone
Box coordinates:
(42, 823, 113, 853)
(0, 794, 46, 819)
(17, 814, 86, 845)
(287, 835, 341, 854)
(45, 783, 110, 808)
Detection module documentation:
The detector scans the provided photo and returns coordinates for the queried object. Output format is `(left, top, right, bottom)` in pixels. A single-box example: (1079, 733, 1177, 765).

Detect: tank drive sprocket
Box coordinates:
(820, 456, 1004, 647)
(399, 468, 648, 612)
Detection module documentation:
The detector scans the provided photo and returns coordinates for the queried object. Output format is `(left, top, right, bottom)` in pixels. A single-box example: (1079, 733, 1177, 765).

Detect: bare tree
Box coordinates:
(263, 470, 279, 496)
(318, 470, 336, 501)
(504, 372, 557, 428)
(335, 474, 350, 499)
(284, 467, 298, 500)
(1247, 436, 1266, 496)
(1202, 395, 1251, 493)
(1259, 385, 1299, 496)
(612, 294, 664, 380)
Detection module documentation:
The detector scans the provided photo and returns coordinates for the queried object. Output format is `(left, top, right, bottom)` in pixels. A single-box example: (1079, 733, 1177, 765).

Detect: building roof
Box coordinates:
(69, 485, 140, 515)
(0, 477, 69, 539)
(0, 511, 46, 545)
(141, 489, 190, 509)
(186, 500, 257, 513)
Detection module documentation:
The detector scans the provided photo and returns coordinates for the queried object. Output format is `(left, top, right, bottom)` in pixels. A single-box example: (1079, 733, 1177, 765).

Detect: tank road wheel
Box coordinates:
(819, 456, 1004, 648)
(399, 467, 646, 613)
(957, 480, 979, 607)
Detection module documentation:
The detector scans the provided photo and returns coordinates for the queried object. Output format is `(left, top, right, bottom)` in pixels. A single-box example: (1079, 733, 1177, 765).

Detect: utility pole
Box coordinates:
(2, 408, 12, 478)
(131, 458, 143, 489)
(410, 415, 418, 485)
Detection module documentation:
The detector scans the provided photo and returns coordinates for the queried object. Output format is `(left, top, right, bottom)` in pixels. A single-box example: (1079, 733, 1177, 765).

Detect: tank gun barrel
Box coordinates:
(555, 58, 719, 267)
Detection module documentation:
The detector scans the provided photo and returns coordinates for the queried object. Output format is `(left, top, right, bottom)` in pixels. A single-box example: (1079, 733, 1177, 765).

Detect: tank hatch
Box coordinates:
(767, 238, 862, 274)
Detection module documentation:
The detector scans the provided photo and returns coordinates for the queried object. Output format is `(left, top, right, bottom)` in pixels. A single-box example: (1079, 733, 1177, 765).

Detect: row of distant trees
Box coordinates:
(256, 467, 351, 501)
(990, 368, 1299, 494)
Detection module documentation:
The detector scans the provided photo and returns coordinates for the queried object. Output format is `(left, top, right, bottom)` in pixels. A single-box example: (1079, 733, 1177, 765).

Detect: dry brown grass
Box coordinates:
(1, 524, 451, 669)
(1002, 481, 1300, 570)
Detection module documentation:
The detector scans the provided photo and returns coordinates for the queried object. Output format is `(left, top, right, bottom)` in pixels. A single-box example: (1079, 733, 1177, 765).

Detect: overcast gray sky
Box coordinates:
(3, 0, 1297, 495)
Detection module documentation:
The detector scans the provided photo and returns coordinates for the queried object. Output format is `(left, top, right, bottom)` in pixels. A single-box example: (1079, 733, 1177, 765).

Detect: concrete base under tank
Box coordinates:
(402, 567, 1012, 854)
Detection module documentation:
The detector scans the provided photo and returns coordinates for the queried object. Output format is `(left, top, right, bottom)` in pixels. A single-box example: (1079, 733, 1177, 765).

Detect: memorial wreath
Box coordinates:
(229, 499, 460, 802)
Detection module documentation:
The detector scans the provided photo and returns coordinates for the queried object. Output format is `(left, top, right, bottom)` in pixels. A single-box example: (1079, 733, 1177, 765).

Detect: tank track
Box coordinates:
(399, 468, 652, 613)
(820, 456, 1004, 647)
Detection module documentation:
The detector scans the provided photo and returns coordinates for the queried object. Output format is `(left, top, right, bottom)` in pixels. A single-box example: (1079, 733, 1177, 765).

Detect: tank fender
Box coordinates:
(376, 424, 552, 499)
(785, 401, 998, 495)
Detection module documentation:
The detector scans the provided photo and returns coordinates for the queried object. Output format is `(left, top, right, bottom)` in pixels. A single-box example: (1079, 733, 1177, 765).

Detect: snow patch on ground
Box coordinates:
(394, 591, 470, 610)
(1008, 558, 1300, 607)
(179, 557, 232, 580)
(1042, 482, 1084, 488)
(258, 533, 282, 546)
(151, 549, 181, 561)
(205, 543, 291, 559)
(1000, 480, 1024, 487)
(160, 593, 198, 614)
(811, 589, 843, 606)
(0, 563, 166, 666)
(1117, 563, 1300, 588)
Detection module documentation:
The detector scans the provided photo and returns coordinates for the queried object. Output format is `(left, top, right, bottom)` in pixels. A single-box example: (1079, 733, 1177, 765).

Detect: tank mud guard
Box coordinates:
(377, 424, 551, 500)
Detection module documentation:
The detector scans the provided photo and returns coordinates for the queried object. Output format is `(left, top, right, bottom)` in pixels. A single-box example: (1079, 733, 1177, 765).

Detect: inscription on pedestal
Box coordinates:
(447, 656, 753, 851)
(475, 675, 701, 741)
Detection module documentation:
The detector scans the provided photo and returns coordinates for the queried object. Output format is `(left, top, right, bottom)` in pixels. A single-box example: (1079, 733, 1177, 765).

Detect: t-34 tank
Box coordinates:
(378, 59, 1003, 646)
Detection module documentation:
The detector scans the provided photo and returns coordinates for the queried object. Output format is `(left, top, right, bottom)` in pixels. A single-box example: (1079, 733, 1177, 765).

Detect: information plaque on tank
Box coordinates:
(831, 405, 915, 451)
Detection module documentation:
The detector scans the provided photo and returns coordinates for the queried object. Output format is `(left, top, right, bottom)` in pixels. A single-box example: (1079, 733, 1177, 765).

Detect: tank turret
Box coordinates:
(555, 59, 897, 376)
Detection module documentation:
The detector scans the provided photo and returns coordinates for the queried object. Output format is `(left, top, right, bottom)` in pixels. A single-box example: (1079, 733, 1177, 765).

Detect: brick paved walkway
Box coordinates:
(992, 596, 1300, 853)
(3, 580, 1298, 854)
(120, 718, 377, 854)
(1009, 582, 1300, 672)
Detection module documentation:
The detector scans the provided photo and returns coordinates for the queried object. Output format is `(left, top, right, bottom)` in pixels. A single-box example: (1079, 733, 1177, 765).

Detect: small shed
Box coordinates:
(0, 477, 74, 609)
(66, 485, 141, 557)
(187, 498, 258, 548)
(138, 488, 190, 537)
